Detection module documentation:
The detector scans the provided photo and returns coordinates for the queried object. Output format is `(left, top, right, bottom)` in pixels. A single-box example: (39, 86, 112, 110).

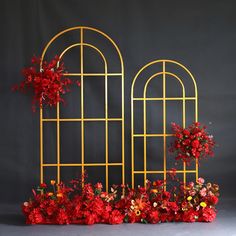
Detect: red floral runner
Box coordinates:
(22, 176, 219, 225)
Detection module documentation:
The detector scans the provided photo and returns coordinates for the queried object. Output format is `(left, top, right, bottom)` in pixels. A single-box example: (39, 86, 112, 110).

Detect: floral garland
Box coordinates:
(22, 174, 219, 225)
(170, 122, 215, 164)
(12, 56, 80, 112)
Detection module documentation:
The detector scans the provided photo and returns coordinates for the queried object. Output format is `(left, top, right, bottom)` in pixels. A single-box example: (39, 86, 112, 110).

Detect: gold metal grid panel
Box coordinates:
(131, 60, 198, 189)
(39, 27, 125, 191)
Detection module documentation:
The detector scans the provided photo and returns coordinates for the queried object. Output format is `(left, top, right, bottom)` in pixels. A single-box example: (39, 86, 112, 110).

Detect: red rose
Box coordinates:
(195, 152, 200, 158)
(191, 140, 200, 148)
(155, 180, 164, 187)
(147, 210, 159, 224)
(176, 133, 183, 139)
(40, 183, 47, 188)
(56, 209, 69, 225)
(183, 129, 190, 136)
(199, 207, 216, 222)
(127, 211, 137, 223)
(208, 195, 218, 205)
(108, 210, 124, 224)
(83, 211, 97, 225)
(115, 199, 127, 209)
(101, 205, 112, 223)
(168, 202, 179, 212)
(42, 79, 49, 87)
(94, 182, 103, 190)
(34, 77, 41, 83)
(46, 206, 55, 216)
(92, 198, 104, 216)
(182, 139, 191, 146)
(162, 191, 171, 200)
(182, 209, 198, 222)
(28, 208, 44, 224)
(160, 213, 168, 222)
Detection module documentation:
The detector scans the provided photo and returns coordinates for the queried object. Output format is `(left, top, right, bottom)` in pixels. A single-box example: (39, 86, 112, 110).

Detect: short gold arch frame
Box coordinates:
(39, 26, 125, 192)
(131, 60, 198, 189)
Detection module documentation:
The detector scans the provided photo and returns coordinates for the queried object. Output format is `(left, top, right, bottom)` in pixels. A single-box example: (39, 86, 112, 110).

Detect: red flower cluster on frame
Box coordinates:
(170, 122, 215, 164)
(12, 56, 80, 112)
(22, 176, 219, 225)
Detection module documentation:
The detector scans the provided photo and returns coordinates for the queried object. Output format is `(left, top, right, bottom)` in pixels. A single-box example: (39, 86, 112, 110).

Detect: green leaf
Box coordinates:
(124, 215, 129, 223)
(141, 219, 148, 224)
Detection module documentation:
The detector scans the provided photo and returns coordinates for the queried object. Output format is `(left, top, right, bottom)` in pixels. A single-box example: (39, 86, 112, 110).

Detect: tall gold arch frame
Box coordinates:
(39, 26, 125, 192)
(131, 60, 198, 189)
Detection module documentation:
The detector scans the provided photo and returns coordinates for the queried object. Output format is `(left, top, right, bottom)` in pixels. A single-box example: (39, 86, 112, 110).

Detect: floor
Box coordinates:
(0, 199, 236, 236)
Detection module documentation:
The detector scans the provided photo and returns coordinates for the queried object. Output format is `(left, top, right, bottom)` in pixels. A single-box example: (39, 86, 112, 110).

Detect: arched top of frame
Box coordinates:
(131, 59, 198, 98)
(57, 43, 108, 70)
(40, 26, 124, 71)
(142, 72, 186, 98)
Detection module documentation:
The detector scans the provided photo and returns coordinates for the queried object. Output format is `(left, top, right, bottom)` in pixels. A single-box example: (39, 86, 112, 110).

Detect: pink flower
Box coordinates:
(188, 182, 194, 188)
(189, 190, 196, 196)
(200, 188, 207, 197)
(197, 177, 205, 184)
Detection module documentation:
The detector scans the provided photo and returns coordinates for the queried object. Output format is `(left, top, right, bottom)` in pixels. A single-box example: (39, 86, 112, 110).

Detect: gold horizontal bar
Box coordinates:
(63, 73, 122, 76)
(133, 134, 174, 137)
(133, 97, 196, 101)
(43, 163, 123, 167)
(133, 170, 197, 174)
(42, 118, 122, 122)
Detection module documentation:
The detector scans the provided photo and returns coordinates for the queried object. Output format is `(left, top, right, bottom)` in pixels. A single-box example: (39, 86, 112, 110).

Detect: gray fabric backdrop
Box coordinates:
(1, 0, 236, 204)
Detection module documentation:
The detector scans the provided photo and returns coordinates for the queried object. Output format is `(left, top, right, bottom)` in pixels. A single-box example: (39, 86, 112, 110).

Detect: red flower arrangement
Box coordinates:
(12, 56, 80, 112)
(22, 175, 219, 225)
(170, 122, 215, 164)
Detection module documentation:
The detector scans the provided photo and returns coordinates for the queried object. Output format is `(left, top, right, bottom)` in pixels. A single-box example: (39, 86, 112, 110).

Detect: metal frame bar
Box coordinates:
(131, 59, 198, 189)
(39, 27, 125, 192)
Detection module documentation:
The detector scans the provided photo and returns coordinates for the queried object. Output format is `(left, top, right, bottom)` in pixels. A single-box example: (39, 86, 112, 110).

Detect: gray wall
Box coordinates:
(1, 0, 236, 204)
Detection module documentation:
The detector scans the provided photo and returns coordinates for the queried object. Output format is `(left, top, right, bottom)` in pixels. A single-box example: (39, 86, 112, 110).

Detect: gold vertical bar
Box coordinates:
(40, 105, 43, 183)
(183, 93, 186, 185)
(195, 95, 199, 181)
(121, 67, 125, 191)
(105, 56, 109, 192)
(131, 98, 135, 188)
(163, 62, 167, 190)
(80, 28, 85, 184)
(143, 95, 147, 186)
(56, 98, 60, 184)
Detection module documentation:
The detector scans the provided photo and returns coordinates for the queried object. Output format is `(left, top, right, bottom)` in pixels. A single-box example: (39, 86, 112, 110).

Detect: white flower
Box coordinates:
(153, 202, 158, 207)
